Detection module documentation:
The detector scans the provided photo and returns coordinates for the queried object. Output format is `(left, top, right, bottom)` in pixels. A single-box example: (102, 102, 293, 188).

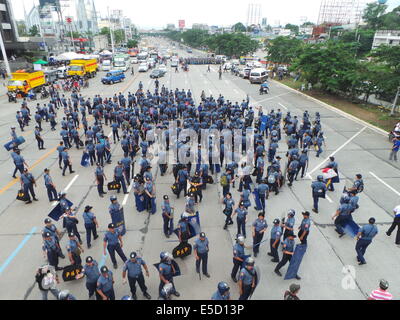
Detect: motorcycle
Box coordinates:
(259, 86, 269, 95)
(7, 91, 17, 103)
(40, 88, 49, 99)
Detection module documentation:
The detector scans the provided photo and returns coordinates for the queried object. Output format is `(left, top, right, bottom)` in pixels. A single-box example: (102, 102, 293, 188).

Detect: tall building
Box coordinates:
(75, 0, 98, 34)
(261, 18, 267, 27)
(246, 3, 262, 27)
(317, 0, 369, 25)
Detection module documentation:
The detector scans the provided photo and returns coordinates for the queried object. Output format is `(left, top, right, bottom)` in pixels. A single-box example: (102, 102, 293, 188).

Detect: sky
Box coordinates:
(13, 0, 400, 29)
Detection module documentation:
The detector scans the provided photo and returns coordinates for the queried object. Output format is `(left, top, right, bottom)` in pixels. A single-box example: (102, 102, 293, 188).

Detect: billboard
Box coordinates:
(179, 20, 185, 29)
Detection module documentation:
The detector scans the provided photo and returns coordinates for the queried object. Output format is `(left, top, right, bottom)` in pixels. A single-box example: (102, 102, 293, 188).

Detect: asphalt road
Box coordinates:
(0, 38, 399, 300)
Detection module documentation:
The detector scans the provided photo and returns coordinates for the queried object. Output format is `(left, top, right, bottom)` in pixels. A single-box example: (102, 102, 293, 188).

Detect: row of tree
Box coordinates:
(164, 29, 260, 58)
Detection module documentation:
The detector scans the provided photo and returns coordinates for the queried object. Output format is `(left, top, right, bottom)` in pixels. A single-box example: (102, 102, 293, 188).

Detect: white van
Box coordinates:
(249, 68, 269, 84)
(170, 58, 179, 67)
(102, 60, 111, 71)
(57, 66, 68, 79)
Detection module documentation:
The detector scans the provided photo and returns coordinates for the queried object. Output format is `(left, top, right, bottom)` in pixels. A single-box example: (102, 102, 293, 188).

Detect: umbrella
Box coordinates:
(33, 59, 47, 65)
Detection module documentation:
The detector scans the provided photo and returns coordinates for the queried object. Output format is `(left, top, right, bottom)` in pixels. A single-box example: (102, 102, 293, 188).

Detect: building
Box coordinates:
(372, 30, 400, 49)
(272, 28, 292, 36)
(317, 0, 369, 25)
(246, 3, 262, 27)
(192, 23, 209, 31)
(166, 24, 175, 31)
(75, 0, 98, 34)
(261, 18, 267, 27)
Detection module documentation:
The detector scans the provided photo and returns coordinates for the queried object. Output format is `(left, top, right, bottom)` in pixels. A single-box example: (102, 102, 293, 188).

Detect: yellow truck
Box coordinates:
(67, 59, 98, 77)
(7, 70, 45, 94)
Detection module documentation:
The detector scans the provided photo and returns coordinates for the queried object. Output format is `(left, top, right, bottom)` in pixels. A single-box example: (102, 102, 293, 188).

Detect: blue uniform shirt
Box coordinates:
(83, 211, 96, 225)
(83, 261, 100, 284)
(359, 224, 378, 241)
(253, 218, 268, 232)
(233, 243, 245, 259)
(300, 218, 311, 232)
(239, 267, 254, 285)
(271, 225, 282, 240)
(235, 208, 247, 220)
(194, 238, 209, 254)
(103, 230, 120, 246)
(123, 257, 146, 278)
(282, 238, 295, 253)
(97, 271, 113, 292)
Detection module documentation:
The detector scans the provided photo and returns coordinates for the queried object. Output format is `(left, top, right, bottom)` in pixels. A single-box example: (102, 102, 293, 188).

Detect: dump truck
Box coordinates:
(7, 70, 45, 94)
(67, 59, 98, 77)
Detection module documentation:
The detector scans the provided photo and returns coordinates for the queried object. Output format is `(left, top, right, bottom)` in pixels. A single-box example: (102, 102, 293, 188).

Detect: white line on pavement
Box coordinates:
(278, 102, 288, 110)
(257, 93, 290, 104)
(122, 180, 134, 206)
(369, 171, 400, 197)
(224, 80, 230, 85)
(107, 131, 112, 138)
(308, 127, 367, 176)
(209, 89, 213, 95)
(52, 174, 79, 206)
(233, 89, 239, 94)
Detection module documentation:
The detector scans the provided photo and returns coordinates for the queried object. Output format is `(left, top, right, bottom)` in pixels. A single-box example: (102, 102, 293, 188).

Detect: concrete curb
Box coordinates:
(272, 80, 389, 137)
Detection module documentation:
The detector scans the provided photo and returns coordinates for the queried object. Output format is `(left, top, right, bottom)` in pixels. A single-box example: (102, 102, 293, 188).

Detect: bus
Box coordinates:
(113, 53, 129, 72)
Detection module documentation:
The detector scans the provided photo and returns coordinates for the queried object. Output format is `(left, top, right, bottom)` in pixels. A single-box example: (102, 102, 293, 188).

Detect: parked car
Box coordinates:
(138, 63, 149, 72)
(150, 69, 166, 78)
(130, 57, 138, 64)
(101, 70, 125, 84)
(239, 67, 252, 79)
(249, 68, 269, 84)
(158, 64, 167, 73)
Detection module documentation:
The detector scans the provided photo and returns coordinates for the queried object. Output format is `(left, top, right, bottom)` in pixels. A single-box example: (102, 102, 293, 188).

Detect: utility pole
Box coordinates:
(390, 86, 400, 116)
(0, 30, 11, 77)
(107, 7, 115, 54)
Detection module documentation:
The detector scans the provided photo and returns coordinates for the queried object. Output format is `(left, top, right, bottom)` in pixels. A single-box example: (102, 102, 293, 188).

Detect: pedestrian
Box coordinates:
(176, 165, 189, 199)
(232, 202, 248, 238)
(66, 232, 84, 267)
(103, 223, 127, 269)
(252, 213, 268, 257)
(284, 284, 301, 300)
(43, 168, 58, 202)
(11, 148, 27, 178)
(389, 137, 400, 161)
(311, 175, 327, 213)
(332, 196, 352, 238)
(161, 195, 174, 238)
(61, 149, 75, 176)
(35, 265, 60, 300)
(42, 218, 65, 259)
(97, 266, 115, 300)
(268, 219, 282, 263)
(158, 251, 180, 298)
(122, 252, 152, 300)
(76, 256, 101, 300)
(231, 235, 247, 282)
(194, 232, 210, 278)
(82, 205, 99, 248)
(42, 232, 63, 270)
(238, 257, 257, 300)
(211, 282, 230, 300)
(34, 126, 45, 150)
(20, 168, 38, 204)
(298, 211, 311, 244)
(95, 162, 107, 197)
(282, 209, 295, 240)
(114, 161, 128, 194)
(386, 205, 400, 245)
(63, 207, 83, 244)
(57, 141, 65, 169)
(368, 279, 393, 300)
(274, 232, 301, 280)
(222, 192, 235, 230)
(356, 217, 378, 265)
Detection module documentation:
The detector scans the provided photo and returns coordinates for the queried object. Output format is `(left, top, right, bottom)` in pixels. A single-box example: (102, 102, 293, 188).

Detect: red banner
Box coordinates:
(179, 20, 185, 28)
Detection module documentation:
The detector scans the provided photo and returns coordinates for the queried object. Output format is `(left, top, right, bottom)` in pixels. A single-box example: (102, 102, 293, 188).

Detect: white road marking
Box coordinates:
(52, 174, 79, 206)
(233, 89, 240, 94)
(203, 80, 208, 84)
(147, 80, 152, 86)
(308, 127, 367, 176)
(209, 89, 213, 95)
(257, 93, 290, 104)
(224, 80, 230, 85)
(369, 171, 400, 197)
(107, 131, 112, 138)
(278, 102, 288, 110)
(122, 180, 134, 206)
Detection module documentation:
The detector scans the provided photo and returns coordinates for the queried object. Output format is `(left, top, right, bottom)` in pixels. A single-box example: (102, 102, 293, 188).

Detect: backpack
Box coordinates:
(220, 174, 228, 187)
(268, 174, 276, 184)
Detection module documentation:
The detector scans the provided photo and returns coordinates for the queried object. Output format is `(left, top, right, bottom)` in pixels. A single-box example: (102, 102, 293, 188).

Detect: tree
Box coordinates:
(182, 29, 209, 47)
(28, 25, 40, 37)
(127, 39, 138, 48)
(71, 31, 82, 38)
(113, 29, 125, 44)
(285, 24, 299, 35)
(17, 21, 28, 37)
(380, 5, 400, 30)
(232, 22, 246, 33)
(301, 22, 315, 27)
(266, 36, 304, 64)
(206, 33, 259, 57)
(337, 29, 375, 57)
(291, 41, 359, 94)
(362, 2, 387, 30)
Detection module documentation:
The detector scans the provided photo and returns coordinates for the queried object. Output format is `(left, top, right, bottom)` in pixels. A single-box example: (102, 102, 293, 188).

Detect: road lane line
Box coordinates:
(257, 93, 290, 104)
(52, 174, 79, 206)
(233, 89, 239, 94)
(0, 227, 37, 275)
(308, 127, 367, 176)
(209, 89, 213, 95)
(278, 103, 288, 110)
(122, 180, 134, 206)
(369, 171, 400, 197)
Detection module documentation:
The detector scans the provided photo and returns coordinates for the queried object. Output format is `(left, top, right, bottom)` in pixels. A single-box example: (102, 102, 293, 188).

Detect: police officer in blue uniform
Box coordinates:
(114, 161, 128, 194)
(211, 282, 230, 300)
(222, 192, 235, 230)
(43, 168, 58, 202)
(282, 209, 296, 240)
(56, 141, 65, 169)
(103, 223, 127, 269)
(42, 232, 63, 270)
(268, 219, 282, 263)
(20, 168, 38, 204)
(97, 266, 115, 300)
(158, 252, 180, 298)
(77, 256, 101, 300)
(231, 235, 247, 282)
(332, 196, 352, 238)
(252, 213, 268, 257)
(61, 149, 75, 176)
(194, 232, 210, 278)
(311, 175, 327, 213)
(122, 252, 151, 300)
(239, 257, 257, 300)
(95, 162, 107, 197)
(232, 202, 248, 238)
(274, 232, 301, 279)
(11, 149, 27, 179)
(298, 211, 311, 244)
(66, 232, 84, 266)
(43, 218, 65, 259)
(356, 217, 378, 265)
(162, 195, 174, 237)
(82, 205, 99, 248)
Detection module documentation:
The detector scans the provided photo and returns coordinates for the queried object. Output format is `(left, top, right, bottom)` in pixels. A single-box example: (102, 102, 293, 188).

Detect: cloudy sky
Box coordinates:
(14, 0, 400, 29)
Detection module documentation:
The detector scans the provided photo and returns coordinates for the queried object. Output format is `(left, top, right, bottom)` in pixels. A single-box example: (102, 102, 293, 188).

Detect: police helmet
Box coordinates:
(273, 218, 280, 225)
(188, 192, 194, 197)
(181, 212, 189, 219)
(108, 223, 115, 229)
(217, 282, 230, 295)
(130, 252, 137, 259)
(163, 195, 169, 200)
(288, 209, 296, 217)
(237, 235, 245, 244)
(160, 251, 172, 262)
(58, 290, 70, 300)
(100, 266, 108, 273)
(317, 175, 324, 182)
(379, 279, 389, 290)
(110, 195, 117, 201)
(59, 192, 66, 197)
(44, 218, 51, 224)
(342, 195, 350, 203)
(86, 256, 93, 263)
(68, 232, 75, 237)
(369, 217, 376, 224)
(245, 257, 255, 267)
(239, 201, 245, 207)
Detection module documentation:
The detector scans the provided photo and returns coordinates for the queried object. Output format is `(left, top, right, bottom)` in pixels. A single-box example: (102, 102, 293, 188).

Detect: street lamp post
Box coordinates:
(390, 86, 400, 116)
